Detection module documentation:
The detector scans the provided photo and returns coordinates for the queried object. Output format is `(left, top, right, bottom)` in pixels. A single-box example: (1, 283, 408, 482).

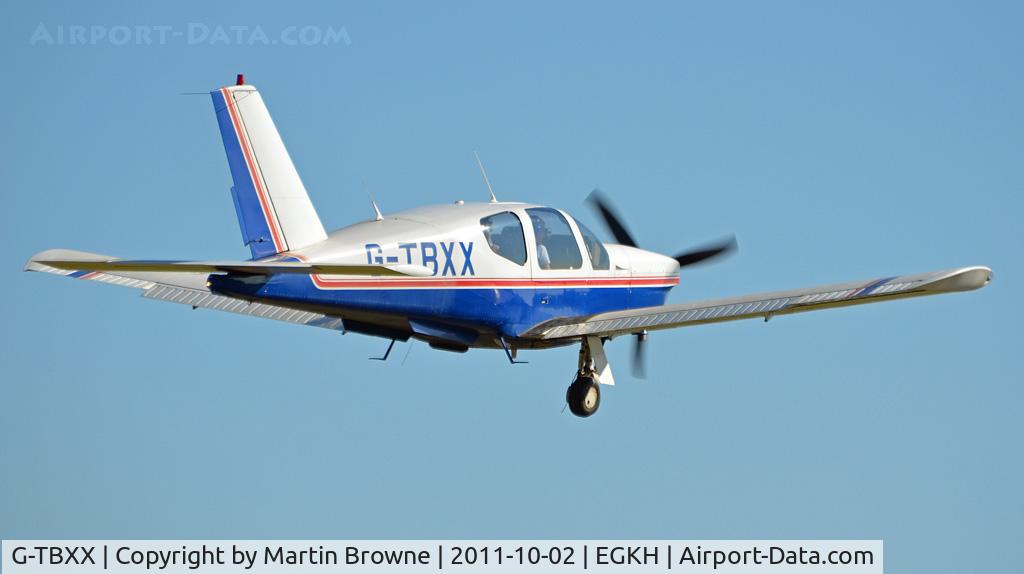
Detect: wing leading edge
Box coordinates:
(523, 266, 993, 340)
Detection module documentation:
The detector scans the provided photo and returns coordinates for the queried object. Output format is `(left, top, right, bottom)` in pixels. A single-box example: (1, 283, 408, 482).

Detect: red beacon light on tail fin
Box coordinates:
(236, 74, 245, 86)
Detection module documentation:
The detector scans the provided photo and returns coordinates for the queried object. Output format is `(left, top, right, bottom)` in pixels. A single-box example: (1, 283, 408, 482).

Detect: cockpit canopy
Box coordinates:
(480, 207, 609, 271)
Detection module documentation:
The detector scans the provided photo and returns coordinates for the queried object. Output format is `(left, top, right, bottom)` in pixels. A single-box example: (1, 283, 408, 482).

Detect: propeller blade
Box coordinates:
(632, 331, 648, 379)
(673, 235, 738, 268)
(586, 189, 638, 247)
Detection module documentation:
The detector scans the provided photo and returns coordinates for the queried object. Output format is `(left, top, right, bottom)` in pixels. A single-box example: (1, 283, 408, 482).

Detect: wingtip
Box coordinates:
(25, 248, 117, 273)
(24, 248, 62, 272)
(928, 266, 993, 293)
(962, 265, 994, 289)
(976, 265, 994, 287)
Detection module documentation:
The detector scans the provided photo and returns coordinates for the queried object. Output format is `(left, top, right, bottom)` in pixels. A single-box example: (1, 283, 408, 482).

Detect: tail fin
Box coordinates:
(211, 79, 327, 258)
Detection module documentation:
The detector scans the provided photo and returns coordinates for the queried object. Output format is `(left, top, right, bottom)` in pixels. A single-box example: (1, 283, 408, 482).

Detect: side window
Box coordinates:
(576, 220, 610, 270)
(526, 208, 583, 270)
(480, 211, 527, 265)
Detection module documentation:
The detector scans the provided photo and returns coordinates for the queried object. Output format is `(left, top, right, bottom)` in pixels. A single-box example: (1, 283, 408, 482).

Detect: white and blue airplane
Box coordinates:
(26, 76, 993, 417)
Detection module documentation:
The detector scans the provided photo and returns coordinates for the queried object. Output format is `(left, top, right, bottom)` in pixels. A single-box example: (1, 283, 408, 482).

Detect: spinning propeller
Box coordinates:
(586, 189, 738, 378)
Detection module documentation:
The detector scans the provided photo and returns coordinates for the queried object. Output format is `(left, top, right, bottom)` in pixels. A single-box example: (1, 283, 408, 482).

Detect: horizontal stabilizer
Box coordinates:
(26, 249, 432, 277)
(23, 249, 349, 332)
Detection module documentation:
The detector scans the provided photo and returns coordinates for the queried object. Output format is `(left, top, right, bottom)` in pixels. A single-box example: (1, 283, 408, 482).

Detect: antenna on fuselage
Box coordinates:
(474, 151, 498, 203)
(364, 179, 383, 221)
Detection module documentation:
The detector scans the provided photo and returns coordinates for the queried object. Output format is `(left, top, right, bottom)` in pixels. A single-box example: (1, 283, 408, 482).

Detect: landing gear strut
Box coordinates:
(565, 336, 612, 418)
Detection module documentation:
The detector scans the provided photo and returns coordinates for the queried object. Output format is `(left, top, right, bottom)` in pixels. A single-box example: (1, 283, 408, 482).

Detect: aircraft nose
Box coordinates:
(626, 248, 680, 276)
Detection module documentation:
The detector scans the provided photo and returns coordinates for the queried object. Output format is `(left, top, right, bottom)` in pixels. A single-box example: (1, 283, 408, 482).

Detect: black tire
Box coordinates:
(566, 376, 601, 418)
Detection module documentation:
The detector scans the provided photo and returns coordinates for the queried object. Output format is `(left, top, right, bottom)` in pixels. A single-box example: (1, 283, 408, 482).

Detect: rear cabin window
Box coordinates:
(481, 211, 527, 265)
(526, 208, 583, 270)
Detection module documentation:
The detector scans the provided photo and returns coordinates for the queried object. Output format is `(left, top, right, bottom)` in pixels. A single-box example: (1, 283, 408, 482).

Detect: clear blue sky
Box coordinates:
(1, 1, 1020, 572)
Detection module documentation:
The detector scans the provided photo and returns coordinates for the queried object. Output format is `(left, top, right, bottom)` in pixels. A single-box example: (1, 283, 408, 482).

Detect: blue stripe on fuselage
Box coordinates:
(207, 273, 672, 339)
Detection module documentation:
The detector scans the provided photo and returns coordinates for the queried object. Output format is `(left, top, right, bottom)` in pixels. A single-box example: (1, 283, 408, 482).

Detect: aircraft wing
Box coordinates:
(26, 249, 432, 277)
(24, 250, 348, 331)
(522, 266, 993, 340)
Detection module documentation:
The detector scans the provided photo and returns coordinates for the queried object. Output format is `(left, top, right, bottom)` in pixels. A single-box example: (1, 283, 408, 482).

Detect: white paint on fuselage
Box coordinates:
(287, 201, 680, 283)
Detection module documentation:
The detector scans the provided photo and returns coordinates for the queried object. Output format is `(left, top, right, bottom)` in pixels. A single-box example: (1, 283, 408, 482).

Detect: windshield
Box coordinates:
(575, 220, 610, 270)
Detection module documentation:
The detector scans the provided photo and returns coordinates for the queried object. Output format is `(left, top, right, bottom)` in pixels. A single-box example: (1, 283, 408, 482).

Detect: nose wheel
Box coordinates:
(566, 375, 601, 417)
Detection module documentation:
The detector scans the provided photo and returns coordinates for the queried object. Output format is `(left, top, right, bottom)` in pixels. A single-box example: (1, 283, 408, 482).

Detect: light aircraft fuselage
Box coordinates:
(209, 200, 680, 350)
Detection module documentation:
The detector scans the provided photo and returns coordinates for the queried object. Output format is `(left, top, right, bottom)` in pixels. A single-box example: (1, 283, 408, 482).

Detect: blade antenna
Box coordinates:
(474, 151, 498, 203)
(364, 179, 383, 221)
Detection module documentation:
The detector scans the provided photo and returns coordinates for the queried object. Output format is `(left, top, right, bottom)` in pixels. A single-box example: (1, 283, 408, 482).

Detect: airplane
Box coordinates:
(25, 75, 993, 418)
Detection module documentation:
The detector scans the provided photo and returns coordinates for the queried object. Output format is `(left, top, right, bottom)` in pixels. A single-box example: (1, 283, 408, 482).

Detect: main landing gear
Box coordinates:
(565, 336, 614, 418)
(566, 375, 601, 417)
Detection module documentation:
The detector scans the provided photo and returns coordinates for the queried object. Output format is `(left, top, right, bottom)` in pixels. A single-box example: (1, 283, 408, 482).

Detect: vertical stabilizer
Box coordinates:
(211, 78, 327, 258)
